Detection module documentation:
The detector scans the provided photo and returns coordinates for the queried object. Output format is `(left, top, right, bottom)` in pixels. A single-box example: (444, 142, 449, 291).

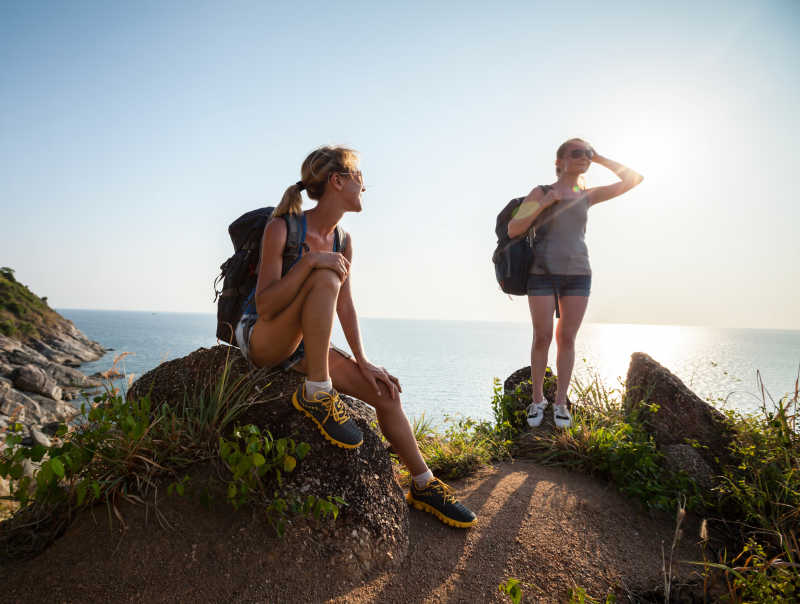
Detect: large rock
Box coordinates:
(126, 345, 409, 579)
(12, 365, 62, 400)
(0, 381, 43, 423)
(625, 352, 733, 468)
(42, 361, 101, 389)
(6, 345, 49, 368)
(502, 366, 573, 457)
(25, 393, 79, 424)
(504, 365, 559, 405)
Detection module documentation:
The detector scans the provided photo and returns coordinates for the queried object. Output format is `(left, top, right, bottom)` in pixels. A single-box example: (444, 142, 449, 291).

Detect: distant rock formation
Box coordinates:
(0, 270, 105, 441)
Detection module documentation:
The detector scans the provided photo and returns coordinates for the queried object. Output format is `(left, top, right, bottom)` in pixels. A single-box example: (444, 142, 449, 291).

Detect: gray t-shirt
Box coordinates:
(529, 193, 591, 275)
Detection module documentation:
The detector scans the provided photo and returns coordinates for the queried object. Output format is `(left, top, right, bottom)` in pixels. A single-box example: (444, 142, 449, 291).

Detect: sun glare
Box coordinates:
(591, 88, 706, 188)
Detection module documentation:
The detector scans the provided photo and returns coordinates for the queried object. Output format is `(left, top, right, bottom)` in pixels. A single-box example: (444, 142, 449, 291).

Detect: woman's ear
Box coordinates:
(328, 171, 344, 192)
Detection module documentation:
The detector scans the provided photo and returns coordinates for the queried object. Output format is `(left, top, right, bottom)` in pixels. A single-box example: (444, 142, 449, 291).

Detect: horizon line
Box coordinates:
(53, 307, 800, 333)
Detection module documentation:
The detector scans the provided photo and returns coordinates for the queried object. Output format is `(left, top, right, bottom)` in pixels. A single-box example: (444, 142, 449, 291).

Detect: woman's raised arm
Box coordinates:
(586, 154, 644, 206)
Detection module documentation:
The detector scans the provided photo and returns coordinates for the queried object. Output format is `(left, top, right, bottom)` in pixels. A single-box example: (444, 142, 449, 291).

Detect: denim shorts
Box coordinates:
(235, 313, 351, 371)
(527, 273, 591, 297)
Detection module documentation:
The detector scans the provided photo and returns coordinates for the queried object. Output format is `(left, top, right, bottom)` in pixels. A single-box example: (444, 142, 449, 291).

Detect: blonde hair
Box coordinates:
(555, 137, 588, 190)
(273, 145, 360, 217)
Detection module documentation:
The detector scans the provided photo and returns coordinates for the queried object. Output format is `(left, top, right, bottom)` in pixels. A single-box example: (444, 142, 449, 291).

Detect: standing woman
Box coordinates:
(236, 145, 476, 528)
(507, 139, 643, 428)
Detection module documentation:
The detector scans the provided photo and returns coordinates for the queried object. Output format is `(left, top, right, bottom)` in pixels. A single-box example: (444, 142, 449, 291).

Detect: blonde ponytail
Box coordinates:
(273, 182, 304, 217)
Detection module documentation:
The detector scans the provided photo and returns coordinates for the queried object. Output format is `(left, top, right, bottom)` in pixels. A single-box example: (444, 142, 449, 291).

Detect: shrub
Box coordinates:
(0, 360, 344, 557)
(0, 320, 15, 337)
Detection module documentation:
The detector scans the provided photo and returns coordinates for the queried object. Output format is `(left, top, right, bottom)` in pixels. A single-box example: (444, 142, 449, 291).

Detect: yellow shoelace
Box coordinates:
(427, 479, 456, 504)
(312, 390, 351, 425)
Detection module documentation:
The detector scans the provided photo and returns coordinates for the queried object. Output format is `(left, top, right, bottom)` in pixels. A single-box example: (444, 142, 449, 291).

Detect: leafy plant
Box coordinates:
(498, 577, 523, 603)
(218, 423, 344, 536)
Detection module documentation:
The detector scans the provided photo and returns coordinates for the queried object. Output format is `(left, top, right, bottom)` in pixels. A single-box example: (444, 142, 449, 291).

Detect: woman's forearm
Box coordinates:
(594, 155, 643, 185)
(337, 286, 367, 361)
(507, 198, 550, 239)
(338, 304, 366, 361)
(255, 255, 314, 320)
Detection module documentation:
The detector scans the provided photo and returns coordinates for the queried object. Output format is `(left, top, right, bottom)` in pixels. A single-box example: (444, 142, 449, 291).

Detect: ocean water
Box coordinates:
(59, 309, 800, 424)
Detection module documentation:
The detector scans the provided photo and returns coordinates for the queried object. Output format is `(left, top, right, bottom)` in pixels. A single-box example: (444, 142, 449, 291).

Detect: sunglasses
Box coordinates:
(568, 148, 594, 160)
(338, 170, 363, 183)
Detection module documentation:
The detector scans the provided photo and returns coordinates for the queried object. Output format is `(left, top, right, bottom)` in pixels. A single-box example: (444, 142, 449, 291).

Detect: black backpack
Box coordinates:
(213, 208, 303, 344)
(492, 186, 553, 296)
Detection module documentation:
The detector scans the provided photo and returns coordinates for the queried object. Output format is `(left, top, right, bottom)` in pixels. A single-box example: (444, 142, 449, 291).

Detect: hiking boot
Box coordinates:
(291, 384, 363, 449)
(526, 400, 548, 428)
(553, 404, 572, 428)
(406, 477, 477, 528)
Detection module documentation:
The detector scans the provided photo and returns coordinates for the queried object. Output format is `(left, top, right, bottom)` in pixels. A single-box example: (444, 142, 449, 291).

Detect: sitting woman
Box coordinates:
(235, 145, 476, 528)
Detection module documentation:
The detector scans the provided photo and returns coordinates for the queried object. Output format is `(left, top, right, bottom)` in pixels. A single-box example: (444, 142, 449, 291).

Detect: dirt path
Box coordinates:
(325, 460, 701, 603)
(2, 460, 702, 603)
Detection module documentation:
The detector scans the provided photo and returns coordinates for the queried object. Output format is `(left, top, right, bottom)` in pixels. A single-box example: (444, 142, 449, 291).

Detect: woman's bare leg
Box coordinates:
(528, 295, 556, 402)
(554, 296, 589, 406)
(296, 350, 428, 476)
(249, 268, 341, 381)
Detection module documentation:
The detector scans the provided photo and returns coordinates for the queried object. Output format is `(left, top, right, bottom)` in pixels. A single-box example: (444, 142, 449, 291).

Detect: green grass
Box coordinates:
(0, 355, 342, 555)
(411, 413, 512, 480)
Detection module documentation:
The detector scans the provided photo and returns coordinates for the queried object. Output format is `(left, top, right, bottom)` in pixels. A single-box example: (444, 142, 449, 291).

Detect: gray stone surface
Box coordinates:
(26, 393, 79, 424)
(30, 428, 52, 449)
(0, 306, 104, 436)
(13, 364, 62, 400)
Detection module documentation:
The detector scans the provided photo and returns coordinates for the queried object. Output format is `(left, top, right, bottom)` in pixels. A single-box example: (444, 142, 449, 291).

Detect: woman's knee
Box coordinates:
(372, 394, 404, 417)
(533, 331, 553, 349)
(308, 267, 343, 292)
(556, 330, 577, 349)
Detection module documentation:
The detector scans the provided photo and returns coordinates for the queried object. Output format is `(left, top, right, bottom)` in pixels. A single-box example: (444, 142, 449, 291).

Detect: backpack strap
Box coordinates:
(334, 225, 348, 254)
(281, 213, 306, 275)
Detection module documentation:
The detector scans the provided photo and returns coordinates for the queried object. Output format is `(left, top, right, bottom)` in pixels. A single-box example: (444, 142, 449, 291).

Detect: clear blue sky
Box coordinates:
(2, 1, 798, 329)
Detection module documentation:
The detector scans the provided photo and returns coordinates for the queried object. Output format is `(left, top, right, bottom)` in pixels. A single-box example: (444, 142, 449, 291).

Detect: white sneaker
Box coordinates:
(526, 400, 548, 428)
(553, 404, 572, 428)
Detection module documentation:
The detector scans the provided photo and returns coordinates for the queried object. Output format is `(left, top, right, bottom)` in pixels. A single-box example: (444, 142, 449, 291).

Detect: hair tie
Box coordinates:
(296, 180, 305, 191)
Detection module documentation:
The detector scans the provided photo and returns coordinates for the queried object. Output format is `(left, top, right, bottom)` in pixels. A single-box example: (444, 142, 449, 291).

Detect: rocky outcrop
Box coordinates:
(127, 345, 409, 581)
(502, 366, 569, 456)
(625, 352, 733, 473)
(0, 324, 104, 443)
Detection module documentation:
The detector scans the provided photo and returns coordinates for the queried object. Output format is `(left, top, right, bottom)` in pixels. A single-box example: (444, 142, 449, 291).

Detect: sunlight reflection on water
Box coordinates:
(61, 310, 799, 425)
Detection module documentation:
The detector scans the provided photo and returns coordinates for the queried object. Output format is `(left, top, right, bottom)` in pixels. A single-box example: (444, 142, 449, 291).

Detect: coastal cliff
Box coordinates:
(0, 267, 105, 440)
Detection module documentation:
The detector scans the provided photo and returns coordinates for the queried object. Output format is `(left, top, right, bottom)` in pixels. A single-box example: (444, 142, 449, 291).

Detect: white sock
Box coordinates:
(531, 398, 546, 406)
(305, 379, 333, 397)
(412, 469, 434, 488)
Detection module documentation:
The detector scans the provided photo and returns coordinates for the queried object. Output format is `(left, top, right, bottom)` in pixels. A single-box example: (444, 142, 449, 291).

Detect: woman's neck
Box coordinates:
(556, 172, 581, 192)
(305, 202, 343, 237)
